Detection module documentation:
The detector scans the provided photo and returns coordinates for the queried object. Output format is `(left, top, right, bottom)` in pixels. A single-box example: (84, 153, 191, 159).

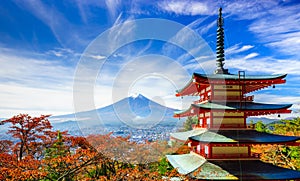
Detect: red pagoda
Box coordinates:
(166, 8, 300, 180)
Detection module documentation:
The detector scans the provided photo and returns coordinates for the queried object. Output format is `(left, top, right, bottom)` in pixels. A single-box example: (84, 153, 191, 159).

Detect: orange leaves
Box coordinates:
(0, 140, 12, 153)
(0, 154, 46, 181)
(0, 114, 184, 180)
(2, 114, 54, 160)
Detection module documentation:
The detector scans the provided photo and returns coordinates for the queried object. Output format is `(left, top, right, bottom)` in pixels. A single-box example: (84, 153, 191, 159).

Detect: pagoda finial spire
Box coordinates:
(215, 7, 229, 74)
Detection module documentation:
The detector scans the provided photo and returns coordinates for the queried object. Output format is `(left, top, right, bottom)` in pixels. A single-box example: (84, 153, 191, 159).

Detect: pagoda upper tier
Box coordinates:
(170, 129, 300, 144)
(176, 73, 287, 98)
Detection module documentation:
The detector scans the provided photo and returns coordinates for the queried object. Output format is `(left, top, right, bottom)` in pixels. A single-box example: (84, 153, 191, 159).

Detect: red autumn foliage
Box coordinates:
(0, 114, 181, 180)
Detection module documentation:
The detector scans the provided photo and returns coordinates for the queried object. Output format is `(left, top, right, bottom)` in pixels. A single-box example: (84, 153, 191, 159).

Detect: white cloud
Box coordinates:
(0, 50, 74, 89)
(247, 4, 300, 57)
(0, 83, 73, 118)
(244, 52, 259, 60)
(254, 93, 299, 104)
(249, 93, 300, 119)
(226, 44, 254, 56)
(86, 54, 107, 60)
(13, 0, 91, 49)
(223, 0, 277, 20)
(105, 0, 121, 19)
(46, 48, 80, 59)
(0, 48, 75, 118)
(158, 0, 212, 15)
(227, 56, 300, 75)
(93, 54, 192, 110)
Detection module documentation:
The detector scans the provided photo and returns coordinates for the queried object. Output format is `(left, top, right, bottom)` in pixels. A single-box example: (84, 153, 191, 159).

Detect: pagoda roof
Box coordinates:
(174, 102, 292, 117)
(176, 73, 287, 96)
(193, 73, 287, 81)
(170, 128, 207, 142)
(166, 153, 300, 179)
(189, 129, 300, 144)
(196, 159, 300, 180)
(166, 152, 207, 175)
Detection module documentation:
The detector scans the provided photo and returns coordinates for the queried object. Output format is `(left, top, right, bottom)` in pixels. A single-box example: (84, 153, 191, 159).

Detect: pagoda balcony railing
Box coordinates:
(247, 124, 255, 129)
(244, 95, 254, 101)
(211, 153, 250, 159)
(193, 97, 209, 104)
(251, 153, 261, 158)
(209, 123, 246, 129)
(212, 95, 254, 102)
(192, 124, 205, 129)
(192, 123, 247, 129)
(193, 95, 254, 103)
(193, 151, 261, 159)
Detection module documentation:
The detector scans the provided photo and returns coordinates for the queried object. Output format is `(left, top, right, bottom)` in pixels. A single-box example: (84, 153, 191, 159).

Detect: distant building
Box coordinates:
(166, 8, 300, 180)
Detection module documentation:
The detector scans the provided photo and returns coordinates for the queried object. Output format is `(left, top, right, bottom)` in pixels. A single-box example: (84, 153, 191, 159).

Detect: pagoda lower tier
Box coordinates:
(170, 128, 300, 159)
(167, 128, 300, 179)
(166, 153, 300, 180)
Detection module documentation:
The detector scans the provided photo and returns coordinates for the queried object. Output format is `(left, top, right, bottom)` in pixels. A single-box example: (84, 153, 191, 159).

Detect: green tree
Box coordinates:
(157, 157, 173, 175)
(272, 118, 300, 136)
(183, 116, 198, 131)
(253, 118, 300, 170)
(255, 121, 266, 132)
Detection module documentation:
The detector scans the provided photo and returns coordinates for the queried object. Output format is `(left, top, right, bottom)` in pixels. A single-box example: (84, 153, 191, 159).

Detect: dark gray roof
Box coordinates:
(201, 160, 300, 180)
(194, 73, 287, 80)
(170, 129, 207, 142)
(189, 129, 300, 143)
(174, 102, 292, 116)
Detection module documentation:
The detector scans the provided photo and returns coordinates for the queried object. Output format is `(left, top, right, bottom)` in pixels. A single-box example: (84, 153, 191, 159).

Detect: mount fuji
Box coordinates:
(50, 94, 182, 135)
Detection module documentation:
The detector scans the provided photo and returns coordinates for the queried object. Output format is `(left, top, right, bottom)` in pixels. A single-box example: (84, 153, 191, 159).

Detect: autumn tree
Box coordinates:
(0, 114, 182, 180)
(2, 114, 53, 160)
(0, 140, 12, 153)
(42, 131, 104, 181)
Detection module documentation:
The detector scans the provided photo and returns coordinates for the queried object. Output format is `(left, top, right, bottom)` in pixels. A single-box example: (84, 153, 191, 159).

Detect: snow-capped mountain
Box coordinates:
(50, 94, 180, 134)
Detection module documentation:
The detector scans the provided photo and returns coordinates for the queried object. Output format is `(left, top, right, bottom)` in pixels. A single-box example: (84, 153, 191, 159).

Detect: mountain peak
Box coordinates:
(129, 93, 146, 99)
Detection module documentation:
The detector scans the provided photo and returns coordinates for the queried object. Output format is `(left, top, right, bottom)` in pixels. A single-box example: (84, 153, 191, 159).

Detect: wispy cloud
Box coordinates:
(0, 83, 73, 118)
(247, 3, 300, 57)
(227, 56, 300, 75)
(254, 93, 300, 105)
(46, 48, 81, 60)
(223, 0, 278, 20)
(105, 0, 121, 19)
(158, 0, 215, 16)
(244, 52, 259, 60)
(0, 47, 75, 117)
(13, 0, 91, 49)
(226, 44, 254, 56)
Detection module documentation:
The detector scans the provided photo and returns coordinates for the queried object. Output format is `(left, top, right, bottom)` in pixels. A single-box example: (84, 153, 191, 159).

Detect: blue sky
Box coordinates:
(1, 0, 300, 118)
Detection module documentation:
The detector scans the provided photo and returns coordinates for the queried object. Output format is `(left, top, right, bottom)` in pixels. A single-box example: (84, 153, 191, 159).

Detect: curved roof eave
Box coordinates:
(193, 73, 287, 81)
